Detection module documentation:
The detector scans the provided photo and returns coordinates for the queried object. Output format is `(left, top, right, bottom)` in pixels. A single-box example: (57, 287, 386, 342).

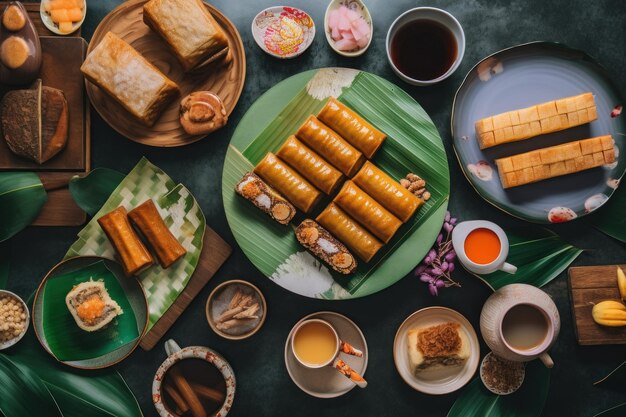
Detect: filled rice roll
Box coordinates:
(353, 161, 423, 222)
(316, 203, 383, 262)
(295, 115, 365, 177)
(333, 181, 402, 243)
(128, 199, 187, 269)
(98, 207, 154, 276)
(296, 219, 357, 274)
(277, 135, 344, 195)
(254, 152, 322, 213)
(235, 172, 296, 225)
(317, 97, 386, 159)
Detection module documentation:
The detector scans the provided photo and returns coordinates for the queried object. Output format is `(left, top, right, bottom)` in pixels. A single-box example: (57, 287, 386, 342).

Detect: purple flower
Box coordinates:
(429, 283, 438, 296)
(435, 279, 445, 288)
(450, 218, 457, 225)
(441, 261, 449, 272)
(443, 222, 453, 233)
(420, 274, 433, 283)
(445, 250, 456, 262)
(448, 262, 455, 272)
(431, 267, 443, 276)
(436, 233, 443, 245)
(445, 211, 451, 222)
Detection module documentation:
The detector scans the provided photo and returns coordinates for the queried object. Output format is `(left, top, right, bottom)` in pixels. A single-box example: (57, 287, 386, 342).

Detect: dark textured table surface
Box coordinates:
(6, 0, 626, 416)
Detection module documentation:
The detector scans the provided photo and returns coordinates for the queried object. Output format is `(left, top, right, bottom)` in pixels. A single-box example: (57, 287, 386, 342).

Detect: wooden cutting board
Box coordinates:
(568, 265, 626, 345)
(140, 228, 232, 351)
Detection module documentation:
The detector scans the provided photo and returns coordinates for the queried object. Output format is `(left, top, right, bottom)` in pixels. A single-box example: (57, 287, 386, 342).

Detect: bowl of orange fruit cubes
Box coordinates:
(40, 0, 86, 35)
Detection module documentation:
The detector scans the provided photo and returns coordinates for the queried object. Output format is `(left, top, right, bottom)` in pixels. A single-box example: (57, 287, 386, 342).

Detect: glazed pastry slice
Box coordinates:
(235, 172, 296, 225)
(295, 219, 357, 274)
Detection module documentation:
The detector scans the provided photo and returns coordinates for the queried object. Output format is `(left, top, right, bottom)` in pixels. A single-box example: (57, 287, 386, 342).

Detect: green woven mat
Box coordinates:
(66, 158, 206, 330)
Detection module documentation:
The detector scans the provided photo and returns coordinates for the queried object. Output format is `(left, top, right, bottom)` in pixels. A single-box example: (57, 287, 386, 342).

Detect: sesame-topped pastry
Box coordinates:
(295, 219, 357, 274)
(235, 172, 296, 225)
(407, 322, 470, 374)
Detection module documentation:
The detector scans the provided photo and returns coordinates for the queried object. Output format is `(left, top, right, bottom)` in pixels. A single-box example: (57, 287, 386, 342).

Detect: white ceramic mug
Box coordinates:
(385, 7, 465, 86)
(451, 220, 517, 274)
(291, 319, 367, 388)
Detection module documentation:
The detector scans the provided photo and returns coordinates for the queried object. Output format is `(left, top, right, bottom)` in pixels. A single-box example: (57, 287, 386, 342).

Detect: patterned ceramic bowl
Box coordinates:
(251, 6, 315, 59)
(152, 339, 236, 417)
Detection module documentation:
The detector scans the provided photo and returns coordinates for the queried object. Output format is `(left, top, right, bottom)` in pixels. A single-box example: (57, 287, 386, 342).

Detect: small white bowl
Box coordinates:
(386, 7, 465, 86)
(251, 6, 315, 59)
(324, 0, 373, 57)
(40, 0, 86, 36)
(0, 290, 30, 351)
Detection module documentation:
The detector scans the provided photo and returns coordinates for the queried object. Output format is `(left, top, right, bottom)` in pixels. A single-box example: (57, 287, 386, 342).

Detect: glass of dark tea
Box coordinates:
(386, 7, 465, 86)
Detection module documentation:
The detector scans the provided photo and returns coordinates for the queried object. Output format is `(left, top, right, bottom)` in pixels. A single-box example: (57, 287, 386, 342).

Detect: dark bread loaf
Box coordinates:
(1, 79, 68, 164)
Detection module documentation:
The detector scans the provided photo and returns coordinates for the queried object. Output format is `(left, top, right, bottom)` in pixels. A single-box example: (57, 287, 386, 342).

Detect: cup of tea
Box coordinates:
(291, 319, 367, 388)
(451, 220, 517, 275)
(385, 7, 465, 86)
(152, 339, 235, 417)
(480, 284, 561, 368)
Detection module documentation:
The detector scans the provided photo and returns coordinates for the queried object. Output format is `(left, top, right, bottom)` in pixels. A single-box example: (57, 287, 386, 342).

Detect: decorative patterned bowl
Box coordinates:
(251, 6, 315, 59)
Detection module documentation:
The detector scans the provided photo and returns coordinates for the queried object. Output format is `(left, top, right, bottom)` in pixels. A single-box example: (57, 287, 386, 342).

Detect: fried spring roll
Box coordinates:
(295, 115, 365, 177)
(235, 172, 296, 225)
(316, 203, 383, 262)
(296, 219, 357, 274)
(333, 181, 402, 243)
(317, 97, 386, 159)
(98, 207, 153, 276)
(277, 135, 344, 194)
(128, 199, 187, 268)
(353, 161, 423, 222)
(254, 152, 322, 213)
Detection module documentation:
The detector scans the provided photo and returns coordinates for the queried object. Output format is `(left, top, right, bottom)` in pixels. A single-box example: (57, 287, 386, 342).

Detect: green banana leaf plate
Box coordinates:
(32, 257, 148, 369)
(222, 68, 450, 299)
(452, 42, 625, 224)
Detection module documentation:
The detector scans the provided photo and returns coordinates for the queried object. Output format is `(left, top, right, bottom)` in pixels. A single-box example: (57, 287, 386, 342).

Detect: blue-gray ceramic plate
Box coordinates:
(452, 42, 625, 223)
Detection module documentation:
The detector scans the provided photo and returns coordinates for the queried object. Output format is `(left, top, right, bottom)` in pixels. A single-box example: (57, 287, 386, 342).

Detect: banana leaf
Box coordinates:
(0, 172, 47, 242)
(447, 360, 550, 417)
(588, 184, 626, 244)
(472, 228, 583, 290)
(594, 360, 626, 389)
(69, 168, 125, 217)
(594, 404, 626, 417)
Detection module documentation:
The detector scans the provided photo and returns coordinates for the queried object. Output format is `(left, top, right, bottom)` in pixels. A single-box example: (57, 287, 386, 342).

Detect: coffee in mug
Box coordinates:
(501, 304, 549, 351)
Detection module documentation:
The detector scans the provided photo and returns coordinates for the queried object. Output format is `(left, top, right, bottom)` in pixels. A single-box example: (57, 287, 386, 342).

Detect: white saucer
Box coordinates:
(393, 307, 480, 395)
(284, 311, 368, 398)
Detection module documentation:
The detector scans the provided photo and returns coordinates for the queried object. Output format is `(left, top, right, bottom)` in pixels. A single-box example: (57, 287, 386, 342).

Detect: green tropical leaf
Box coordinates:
(69, 168, 125, 216)
(594, 404, 626, 417)
(594, 360, 626, 389)
(588, 184, 626, 244)
(447, 360, 550, 417)
(0, 355, 62, 417)
(0, 172, 47, 242)
(472, 228, 583, 291)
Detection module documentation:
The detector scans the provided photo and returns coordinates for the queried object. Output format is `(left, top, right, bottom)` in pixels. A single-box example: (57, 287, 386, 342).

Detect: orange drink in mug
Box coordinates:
(451, 220, 517, 274)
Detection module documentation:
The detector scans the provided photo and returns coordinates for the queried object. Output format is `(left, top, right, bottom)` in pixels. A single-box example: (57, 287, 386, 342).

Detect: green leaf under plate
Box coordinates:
(472, 228, 583, 291)
(69, 168, 125, 217)
(41, 261, 139, 361)
(588, 184, 626, 244)
(447, 360, 550, 417)
(594, 404, 626, 417)
(0, 172, 47, 243)
(594, 360, 626, 389)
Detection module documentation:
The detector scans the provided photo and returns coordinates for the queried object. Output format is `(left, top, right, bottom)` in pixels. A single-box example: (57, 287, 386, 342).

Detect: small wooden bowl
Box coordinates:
(0, 290, 29, 351)
(206, 280, 266, 340)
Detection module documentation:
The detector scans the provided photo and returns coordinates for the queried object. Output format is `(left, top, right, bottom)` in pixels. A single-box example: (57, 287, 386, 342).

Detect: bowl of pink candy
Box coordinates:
(324, 0, 372, 57)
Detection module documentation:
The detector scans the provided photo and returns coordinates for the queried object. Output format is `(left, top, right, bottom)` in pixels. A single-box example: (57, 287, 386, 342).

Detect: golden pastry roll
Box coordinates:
(333, 181, 402, 243)
(276, 135, 344, 195)
(353, 161, 423, 222)
(317, 97, 386, 159)
(316, 203, 383, 262)
(295, 115, 365, 177)
(97, 207, 154, 276)
(254, 152, 323, 213)
(128, 199, 187, 269)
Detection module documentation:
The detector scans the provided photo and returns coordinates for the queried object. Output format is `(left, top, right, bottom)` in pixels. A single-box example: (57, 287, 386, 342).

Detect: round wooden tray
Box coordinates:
(86, 0, 246, 147)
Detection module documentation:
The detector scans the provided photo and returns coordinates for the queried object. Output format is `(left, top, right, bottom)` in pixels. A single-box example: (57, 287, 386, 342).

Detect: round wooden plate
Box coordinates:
(86, 0, 246, 147)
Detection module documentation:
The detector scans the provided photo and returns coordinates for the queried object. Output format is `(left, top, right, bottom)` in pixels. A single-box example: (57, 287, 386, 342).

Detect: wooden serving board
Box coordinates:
(0, 3, 88, 226)
(568, 265, 626, 345)
(140, 227, 232, 351)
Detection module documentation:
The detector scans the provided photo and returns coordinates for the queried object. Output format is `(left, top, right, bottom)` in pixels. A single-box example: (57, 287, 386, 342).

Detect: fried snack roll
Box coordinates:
(495, 135, 615, 188)
(235, 172, 296, 225)
(333, 181, 402, 243)
(317, 97, 387, 159)
(97, 207, 153, 276)
(296, 219, 357, 274)
(316, 203, 383, 262)
(475, 92, 597, 149)
(353, 161, 423, 222)
(295, 115, 365, 177)
(254, 152, 323, 213)
(128, 199, 187, 268)
(276, 135, 344, 194)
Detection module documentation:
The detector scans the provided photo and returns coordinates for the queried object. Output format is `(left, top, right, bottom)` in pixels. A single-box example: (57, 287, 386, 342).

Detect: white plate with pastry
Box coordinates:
(393, 306, 480, 395)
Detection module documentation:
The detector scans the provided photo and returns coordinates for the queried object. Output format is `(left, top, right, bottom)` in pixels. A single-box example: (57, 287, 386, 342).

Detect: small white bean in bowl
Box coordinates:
(0, 290, 29, 350)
